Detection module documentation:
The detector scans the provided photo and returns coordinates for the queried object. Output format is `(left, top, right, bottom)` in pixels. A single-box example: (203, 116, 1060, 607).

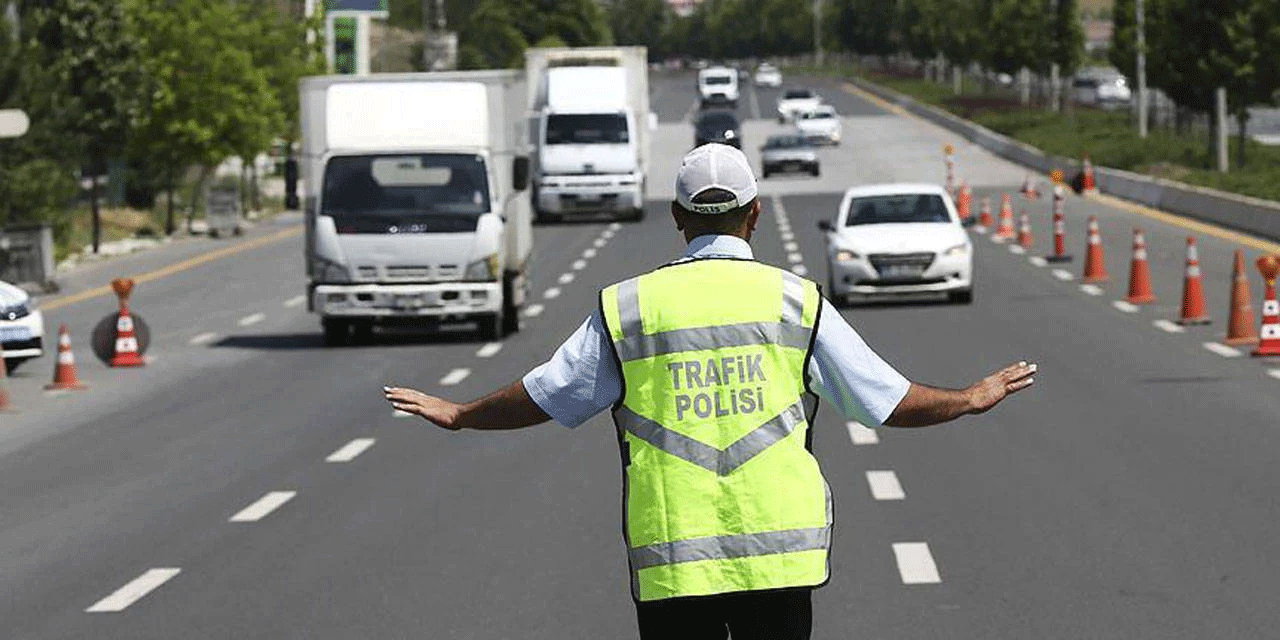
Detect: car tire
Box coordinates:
(949, 289, 974, 305)
(322, 318, 351, 347)
(810, 166, 820, 177)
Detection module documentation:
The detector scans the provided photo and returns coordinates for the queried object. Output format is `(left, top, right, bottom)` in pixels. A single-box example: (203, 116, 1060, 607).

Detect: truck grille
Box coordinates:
(386, 266, 432, 279)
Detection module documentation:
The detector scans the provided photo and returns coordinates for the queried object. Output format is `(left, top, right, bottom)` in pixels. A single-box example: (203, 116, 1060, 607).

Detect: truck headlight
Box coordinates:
(944, 243, 970, 257)
(835, 250, 859, 262)
(316, 258, 352, 283)
(465, 254, 500, 280)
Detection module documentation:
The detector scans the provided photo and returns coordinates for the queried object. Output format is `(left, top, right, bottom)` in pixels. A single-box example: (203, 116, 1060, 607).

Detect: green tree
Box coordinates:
(833, 0, 897, 58)
(608, 0, 668, 54)
(981, 0, 1050, 76)
(1049, 0, 1085, 77)
(457, 0, 528, 69)
(1108, 0, 1137, 82)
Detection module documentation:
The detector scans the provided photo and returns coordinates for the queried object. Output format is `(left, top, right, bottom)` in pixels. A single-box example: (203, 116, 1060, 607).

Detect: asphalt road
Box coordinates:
(3, 71, 1280, 639)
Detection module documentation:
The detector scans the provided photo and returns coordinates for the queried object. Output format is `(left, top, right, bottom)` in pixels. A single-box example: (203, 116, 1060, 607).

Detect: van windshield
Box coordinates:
(546, 113, 630, 145)
(704, 75, 733, 85)
(844, 194, 951, 226)
(321, 153, 490, 233)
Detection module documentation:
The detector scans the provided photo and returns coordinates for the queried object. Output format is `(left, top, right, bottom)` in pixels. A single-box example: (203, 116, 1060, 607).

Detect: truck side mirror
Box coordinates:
(513, 156, 530, 192)
(817, 220, 834, 232)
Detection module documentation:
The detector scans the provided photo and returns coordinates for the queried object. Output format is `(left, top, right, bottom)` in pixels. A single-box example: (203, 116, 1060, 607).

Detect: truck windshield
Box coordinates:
(546, 113, 629, 145)
(321, 153, 490, 231)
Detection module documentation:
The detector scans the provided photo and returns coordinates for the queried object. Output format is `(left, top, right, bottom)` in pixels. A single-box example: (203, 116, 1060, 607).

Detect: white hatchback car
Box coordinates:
(0, 279, 45, 372)
(818, 184, 973, 304)
(795, 105, 841, 145)
(754, 64, 782, 87)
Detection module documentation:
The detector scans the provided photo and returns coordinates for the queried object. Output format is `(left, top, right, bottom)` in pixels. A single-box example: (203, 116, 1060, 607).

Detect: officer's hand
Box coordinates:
(967, 361, 1036, 414)
(383, 386, 462, 429)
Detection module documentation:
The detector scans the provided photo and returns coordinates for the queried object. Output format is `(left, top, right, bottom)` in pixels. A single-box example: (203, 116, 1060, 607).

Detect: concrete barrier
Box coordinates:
(847, 75, 1280, 243)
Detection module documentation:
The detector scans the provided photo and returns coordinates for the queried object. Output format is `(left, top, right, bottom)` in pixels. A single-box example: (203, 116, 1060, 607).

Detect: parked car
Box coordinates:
(1072, 75, 1133, 110)
(760, 134, 819, 178)
(776, 88, 821, 123)
(818, 184, 972, 305)
(694, 109, 742, 149)
(0, 279, 44, 373)
(795, 104, 841, 145)
(754, 64, 782, 88)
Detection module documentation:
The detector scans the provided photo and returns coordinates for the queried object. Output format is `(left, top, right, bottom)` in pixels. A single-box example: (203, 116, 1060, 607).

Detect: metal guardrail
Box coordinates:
(847, 75, 1280, 244)
(0, 224, 56, 291)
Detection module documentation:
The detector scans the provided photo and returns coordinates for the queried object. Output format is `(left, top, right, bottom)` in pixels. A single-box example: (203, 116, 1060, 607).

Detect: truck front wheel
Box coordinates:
(322, 318, 351, 346)
(501, 274, 521, 335)
(479, 312, 504, 341)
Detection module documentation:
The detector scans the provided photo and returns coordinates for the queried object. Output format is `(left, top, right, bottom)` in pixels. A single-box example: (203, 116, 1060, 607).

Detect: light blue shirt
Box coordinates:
(523, 235, 912, 428)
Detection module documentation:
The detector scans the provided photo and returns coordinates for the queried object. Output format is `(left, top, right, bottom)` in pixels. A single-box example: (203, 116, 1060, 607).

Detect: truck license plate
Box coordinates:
(393, 294, 423, 309)
(0, 326, 32, 342)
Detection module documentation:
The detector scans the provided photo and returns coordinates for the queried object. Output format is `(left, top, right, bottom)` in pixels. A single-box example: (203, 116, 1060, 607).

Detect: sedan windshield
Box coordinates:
(844, 194, 951, 225)
(546, 113, 629, 145)
(322, 153, 490, 232)
(697, 112, 738, 131)
(784, 90, 814, 100)
(764, 135, 807, 149)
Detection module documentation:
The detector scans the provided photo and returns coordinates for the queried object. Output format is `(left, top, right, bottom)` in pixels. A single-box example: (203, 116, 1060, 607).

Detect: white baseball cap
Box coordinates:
(675, 143, 759, 215)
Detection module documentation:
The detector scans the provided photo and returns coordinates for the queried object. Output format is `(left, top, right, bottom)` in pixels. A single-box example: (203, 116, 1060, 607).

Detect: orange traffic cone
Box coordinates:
(1081, 154, 1097, 193)
(1126, 228, 1156, 304)
(956, 183, 972, 222)
(1253, 255, 1280, 357)
(110, 306, 145, 367)
(1224, 250, 1258, 345)
(993, 194, 1016, 241)
(1046, 185, 1073, 263)
(978, 197, 993, 229)
(1020, 174, 1040, 200)
(1081, 216, 1109, 283)
(45, 324, 87, 390)
(1178, 237, 1210, 325)
(1018, 212, 1034, 249)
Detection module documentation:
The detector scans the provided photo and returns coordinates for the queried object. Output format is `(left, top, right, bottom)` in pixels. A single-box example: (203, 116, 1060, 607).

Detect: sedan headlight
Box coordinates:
(1, 302, 30, 321)
(835, 250, 859, 262)
(465, 253, 500, 281)
(944, 243, 970, 257)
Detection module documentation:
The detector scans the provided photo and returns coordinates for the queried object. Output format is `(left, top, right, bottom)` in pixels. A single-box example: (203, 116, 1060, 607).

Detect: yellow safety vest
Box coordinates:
(600, 257, 831, 602)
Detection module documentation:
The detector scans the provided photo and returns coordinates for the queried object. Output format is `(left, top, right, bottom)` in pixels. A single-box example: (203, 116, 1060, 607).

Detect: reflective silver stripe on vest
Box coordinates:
(629, 526, 830, 571)
(781, 270, 806, 325)
(615, 322, 812, 362)
(617, 400, 807, 476)
(617, 278, 643, 337)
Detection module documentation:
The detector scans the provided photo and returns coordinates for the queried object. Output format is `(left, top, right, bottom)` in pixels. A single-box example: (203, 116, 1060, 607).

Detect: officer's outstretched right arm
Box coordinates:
(883, 361, 1036, 428)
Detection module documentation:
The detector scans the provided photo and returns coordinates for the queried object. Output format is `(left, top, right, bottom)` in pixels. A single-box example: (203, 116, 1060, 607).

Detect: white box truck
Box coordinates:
(299, 71, 532, 345)
(525, 47, 651, 223)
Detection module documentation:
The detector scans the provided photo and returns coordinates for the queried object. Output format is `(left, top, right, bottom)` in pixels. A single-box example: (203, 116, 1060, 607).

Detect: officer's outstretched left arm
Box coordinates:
(383, 381, 551, 431)
(884, 361, 1036, 428)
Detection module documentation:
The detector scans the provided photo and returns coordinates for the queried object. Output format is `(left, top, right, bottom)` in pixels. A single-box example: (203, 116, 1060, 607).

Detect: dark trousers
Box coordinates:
(634, 587, 813, 640)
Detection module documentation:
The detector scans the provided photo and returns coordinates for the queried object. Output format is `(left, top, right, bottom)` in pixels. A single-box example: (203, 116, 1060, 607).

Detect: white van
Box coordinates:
(698, 67, 739, 108)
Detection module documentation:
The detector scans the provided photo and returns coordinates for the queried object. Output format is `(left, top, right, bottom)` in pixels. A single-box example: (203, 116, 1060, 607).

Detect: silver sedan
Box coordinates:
(760, 134, 819, 179)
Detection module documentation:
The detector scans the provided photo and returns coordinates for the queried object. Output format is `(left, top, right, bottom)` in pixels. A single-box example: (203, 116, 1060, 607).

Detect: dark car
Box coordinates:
(694, 109, 742, 149)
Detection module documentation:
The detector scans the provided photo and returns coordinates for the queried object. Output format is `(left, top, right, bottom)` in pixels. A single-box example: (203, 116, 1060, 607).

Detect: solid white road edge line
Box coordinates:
(85, 568, 181, 613)
(892, 542, 942, 584)
(1112, 300, 1139, 313)
(865, 470, 906, 501)
(1079, 284, 1104, 296)
(476, 342, 503, 358)
(1152, 319, 1185, 333)
(238, 312, 265, 327)
(188, 332, 218, 346)
(440, 368, 471, 386)
(229, 491, 296, 523)
(845, 421, 879, 445)
(1202, 342, 1242, 358)
(326, 438, 376, 463)
(284, 295, 306, 308)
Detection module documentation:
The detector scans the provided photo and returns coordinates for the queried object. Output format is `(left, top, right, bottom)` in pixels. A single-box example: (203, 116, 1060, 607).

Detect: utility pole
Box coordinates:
(1136, 0, 1148, 138)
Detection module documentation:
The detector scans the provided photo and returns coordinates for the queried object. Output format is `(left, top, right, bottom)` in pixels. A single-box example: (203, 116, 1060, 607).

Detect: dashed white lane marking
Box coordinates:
(602, 229, 615, 240)
(524, 303, 545, 317)
(229, 491, 296, 522)
(558, 273, 575, 285)
(846, 421, 880, 445)
(86, 568, 181, 613)
(583, 248, 597, 259)
(284, 295, 306, 308)
(1203, 342, 1242, 358)
(784, 242, 799, 252)
(787, 252, 804, 264)
(1008, 245, 1026, 255)
(1051, 269, 1074, 281)
(572, 259, 588, 271)
(544, 287, 562, 300)
(973, 226, 988, 235)
(892, 542, 942, 584)
(1152, 319, 1185, 333)
(609, 222, 622, 231)
(1112, 300, 1139, 313)
(393, 409, 413, 418)
(1028, 256, 1048, 267)
(188, 332, 218, 346)
(865, 470, 906, 501)
(476, 342, 503, 358)
(1267, 369, 1280, 381)
(440, 368, 471, 386)
(238, 312, 265, 327)
(1079, 284, 1104, 296)
(790, 264, 808, 276)
(326, 438, 375, 463)
(593, 238, 607, 248)
(780, 230, 795, 241)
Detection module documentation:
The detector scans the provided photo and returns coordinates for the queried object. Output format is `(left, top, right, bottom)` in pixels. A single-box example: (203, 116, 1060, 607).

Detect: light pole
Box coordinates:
(1136, 0, 1148, 138)
(813, 0, 823, 67)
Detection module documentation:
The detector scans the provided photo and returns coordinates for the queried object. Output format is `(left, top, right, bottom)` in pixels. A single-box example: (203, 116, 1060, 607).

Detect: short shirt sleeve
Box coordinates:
(807, 298, 911, 426)
(522, 310, 623, 428)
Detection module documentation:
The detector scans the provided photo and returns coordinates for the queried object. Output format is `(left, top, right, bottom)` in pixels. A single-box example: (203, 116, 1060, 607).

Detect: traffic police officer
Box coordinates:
(385, 144, 1036, 639)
